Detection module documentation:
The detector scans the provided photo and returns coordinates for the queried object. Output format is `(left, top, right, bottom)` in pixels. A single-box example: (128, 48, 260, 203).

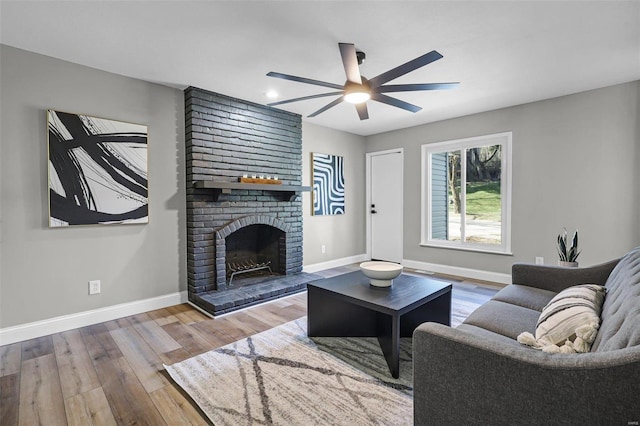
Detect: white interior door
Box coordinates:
(369, 150, 403, 263)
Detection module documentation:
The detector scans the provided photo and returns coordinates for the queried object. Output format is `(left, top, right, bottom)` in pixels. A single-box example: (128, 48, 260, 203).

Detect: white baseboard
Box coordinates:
(402, 259, 511, 285)
(303, 254, 368, 273)
(0, 291, 188, 346)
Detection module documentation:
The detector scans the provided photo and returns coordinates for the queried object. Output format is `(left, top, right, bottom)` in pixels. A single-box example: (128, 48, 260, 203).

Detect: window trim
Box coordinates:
(421, 132, 512, 254)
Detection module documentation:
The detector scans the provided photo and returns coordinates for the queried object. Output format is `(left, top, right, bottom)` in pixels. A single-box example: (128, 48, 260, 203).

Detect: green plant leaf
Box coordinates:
(568, 230, 579, 261)
(557, 233, 568, 260)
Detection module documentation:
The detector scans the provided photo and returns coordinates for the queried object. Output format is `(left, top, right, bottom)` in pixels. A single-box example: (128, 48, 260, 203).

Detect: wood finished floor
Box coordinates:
(0, 266, 500, 425)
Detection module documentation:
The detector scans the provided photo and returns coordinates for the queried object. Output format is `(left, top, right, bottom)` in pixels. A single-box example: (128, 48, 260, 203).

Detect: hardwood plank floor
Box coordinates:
(0, 267, 499, 425)
(64, 386, 116, 426)
(52, 330, 101, 400)
(1, 373, 20, 425)
(19, 353, 67, 425)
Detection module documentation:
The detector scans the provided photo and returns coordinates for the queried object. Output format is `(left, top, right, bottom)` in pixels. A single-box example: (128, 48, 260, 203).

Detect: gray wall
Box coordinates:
(302, 122, 367, 265)
(366, 81, 640, 273)
(0, 45, 187, 328)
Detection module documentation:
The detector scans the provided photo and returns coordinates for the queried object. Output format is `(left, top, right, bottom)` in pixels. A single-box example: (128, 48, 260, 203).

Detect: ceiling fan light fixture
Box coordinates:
(344, 91, 370, 104)
(343, 80, 371, 104)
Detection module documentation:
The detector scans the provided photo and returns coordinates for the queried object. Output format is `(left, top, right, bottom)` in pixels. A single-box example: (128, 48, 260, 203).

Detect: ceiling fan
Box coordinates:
(266, 42, 459, 120)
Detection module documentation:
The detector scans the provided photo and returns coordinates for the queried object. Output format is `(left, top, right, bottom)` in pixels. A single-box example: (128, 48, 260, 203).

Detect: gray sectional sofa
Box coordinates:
(413, 246, 640, 425)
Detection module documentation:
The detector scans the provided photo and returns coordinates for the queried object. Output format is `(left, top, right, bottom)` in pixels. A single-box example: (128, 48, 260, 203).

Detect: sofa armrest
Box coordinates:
(413, 322, 640, 425)
(511, 259, 619, 293)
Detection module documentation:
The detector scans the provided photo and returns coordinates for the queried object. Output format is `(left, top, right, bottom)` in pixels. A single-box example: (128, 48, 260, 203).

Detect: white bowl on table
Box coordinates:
(360, 261, 403, 287)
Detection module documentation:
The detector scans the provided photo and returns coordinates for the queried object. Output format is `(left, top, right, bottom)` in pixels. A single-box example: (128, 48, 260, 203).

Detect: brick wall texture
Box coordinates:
(185, 87, 304, 298)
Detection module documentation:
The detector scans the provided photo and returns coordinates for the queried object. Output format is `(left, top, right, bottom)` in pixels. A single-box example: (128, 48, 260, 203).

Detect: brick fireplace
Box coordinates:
(185, 87, 317, 315)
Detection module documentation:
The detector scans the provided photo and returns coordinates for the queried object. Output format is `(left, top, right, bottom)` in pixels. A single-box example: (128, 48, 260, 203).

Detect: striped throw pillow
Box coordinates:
(535, 284, 606, 351)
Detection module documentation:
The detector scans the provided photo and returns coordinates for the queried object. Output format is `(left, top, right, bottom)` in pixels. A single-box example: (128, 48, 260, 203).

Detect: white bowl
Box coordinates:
(360, 261, 403, 287)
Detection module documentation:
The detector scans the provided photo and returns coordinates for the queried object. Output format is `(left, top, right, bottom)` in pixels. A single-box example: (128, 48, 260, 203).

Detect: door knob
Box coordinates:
(371, 209, 377, 214)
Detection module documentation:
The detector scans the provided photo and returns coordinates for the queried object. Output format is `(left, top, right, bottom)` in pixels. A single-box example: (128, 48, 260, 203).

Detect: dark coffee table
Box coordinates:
(307, 271, 452, 378)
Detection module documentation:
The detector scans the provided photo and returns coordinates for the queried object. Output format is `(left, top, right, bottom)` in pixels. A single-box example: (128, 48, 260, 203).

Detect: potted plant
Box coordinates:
(557, 228, 580, 267)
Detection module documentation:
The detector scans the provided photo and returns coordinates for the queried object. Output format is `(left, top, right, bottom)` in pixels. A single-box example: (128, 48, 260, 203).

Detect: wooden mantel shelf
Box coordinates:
(193, 181, 311, 201)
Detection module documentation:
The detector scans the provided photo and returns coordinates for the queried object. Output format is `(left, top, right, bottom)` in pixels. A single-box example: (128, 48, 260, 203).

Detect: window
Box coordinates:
(422, 132, 512, 254)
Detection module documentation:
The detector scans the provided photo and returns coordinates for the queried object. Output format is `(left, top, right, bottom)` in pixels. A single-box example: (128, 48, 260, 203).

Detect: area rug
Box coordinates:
(164, 317, 413, 425)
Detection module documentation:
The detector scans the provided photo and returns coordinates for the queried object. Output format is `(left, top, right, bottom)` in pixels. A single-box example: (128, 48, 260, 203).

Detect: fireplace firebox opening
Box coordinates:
(214, 215, 293, 291)
(225, 224, 284, 285)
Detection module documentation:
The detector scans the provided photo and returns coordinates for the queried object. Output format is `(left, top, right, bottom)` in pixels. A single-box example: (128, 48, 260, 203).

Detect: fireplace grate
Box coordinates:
(227, 260, 273, 285)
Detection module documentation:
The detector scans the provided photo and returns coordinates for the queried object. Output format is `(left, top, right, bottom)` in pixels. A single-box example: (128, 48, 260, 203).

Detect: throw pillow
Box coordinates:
(517, 284, 606, 353)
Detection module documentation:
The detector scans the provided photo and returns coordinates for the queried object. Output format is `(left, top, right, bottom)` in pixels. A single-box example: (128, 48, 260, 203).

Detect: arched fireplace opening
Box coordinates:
(225, 224, 285, 286)
(214, 215, 294, 291)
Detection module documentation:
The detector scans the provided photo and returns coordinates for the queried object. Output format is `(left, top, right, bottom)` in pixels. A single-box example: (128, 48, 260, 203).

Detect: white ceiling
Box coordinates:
(1, 1, 639, 136)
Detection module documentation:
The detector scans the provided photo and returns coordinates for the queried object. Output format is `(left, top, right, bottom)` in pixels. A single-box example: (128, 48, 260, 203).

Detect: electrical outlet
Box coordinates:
(535, 257, 544, 265)
(321, 245, 326, 254)
(89, 280, 101, 295)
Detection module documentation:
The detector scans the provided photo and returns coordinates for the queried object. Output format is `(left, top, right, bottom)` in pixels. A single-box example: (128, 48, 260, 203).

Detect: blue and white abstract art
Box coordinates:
(313, 152, 345, 216)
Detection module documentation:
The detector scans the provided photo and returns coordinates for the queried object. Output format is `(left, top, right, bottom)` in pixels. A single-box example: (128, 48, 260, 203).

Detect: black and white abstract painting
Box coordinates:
(47, 110, 148, 227)
(312, 152, 345, 216)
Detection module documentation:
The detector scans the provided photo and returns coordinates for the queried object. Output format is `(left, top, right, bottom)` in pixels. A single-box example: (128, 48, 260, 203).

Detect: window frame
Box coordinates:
(421, 132, 512, 255)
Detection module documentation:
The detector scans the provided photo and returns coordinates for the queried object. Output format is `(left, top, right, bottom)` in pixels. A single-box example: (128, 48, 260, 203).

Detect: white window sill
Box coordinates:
(420, 242, 513, 256)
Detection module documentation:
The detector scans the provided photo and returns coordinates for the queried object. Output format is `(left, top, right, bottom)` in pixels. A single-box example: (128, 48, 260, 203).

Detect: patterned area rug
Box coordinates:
(165, 317, 413, 425)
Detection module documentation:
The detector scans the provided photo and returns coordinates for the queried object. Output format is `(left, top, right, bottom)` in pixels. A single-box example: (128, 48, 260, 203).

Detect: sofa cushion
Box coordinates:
(591, 246, 640, 352)
(462, 300, 540, 340)
(492, 284, 557, 312)
(525, 284, 606, 353)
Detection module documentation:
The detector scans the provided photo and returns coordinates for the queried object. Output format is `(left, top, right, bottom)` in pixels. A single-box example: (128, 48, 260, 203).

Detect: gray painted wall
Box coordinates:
(366, 81, 640, 273)
(0, 45, 187, 328)
(302, 122, 366, 265)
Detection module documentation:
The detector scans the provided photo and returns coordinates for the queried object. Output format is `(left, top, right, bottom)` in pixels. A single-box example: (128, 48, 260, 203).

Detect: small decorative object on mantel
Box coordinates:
(238, 176, 282, 185)
(557, 228, 580, 267)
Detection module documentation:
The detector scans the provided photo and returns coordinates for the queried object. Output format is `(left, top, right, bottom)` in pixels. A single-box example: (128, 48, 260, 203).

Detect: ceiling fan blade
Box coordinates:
(308, 97, 344, 118)
(355, 103, 369, 120)
(371, 93, 422, 113)
(339, 43, 362, 84)
(375, 82, 459, 93)
(268, 91, 343, 107)
(267, 71, 344, 90)
(368, 50, 443, 88)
